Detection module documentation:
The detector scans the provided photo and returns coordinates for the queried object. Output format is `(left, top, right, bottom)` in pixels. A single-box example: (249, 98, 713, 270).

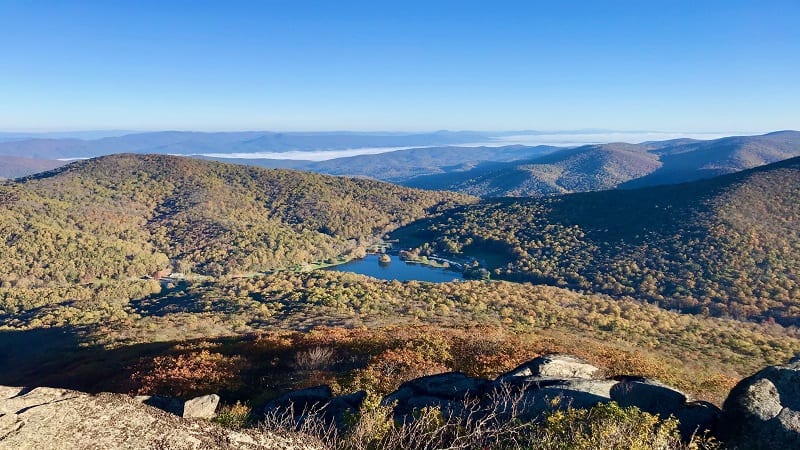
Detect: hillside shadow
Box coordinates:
(0, 327, 174, 394)
(128, 280, 211, 317)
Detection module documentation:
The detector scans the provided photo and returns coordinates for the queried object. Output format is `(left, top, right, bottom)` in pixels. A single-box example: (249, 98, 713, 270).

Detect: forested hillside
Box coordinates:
(402, 131, 800, 196)
(396, 156, 800, 324)
(405, 143, 661, 196)
(623, 130, 800, 188)
(255, 144, 559, 182)
(4, 270, 799, 403)
(0, 154, 472, 286)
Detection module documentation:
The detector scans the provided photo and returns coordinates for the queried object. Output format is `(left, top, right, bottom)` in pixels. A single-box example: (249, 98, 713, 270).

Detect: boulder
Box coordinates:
(399, 371, 488, 399)
(496, 354, 601, 382)
(182, 394, 220, 419)
(262, 385, 366, 430)
(0, 386, 24, 399)
(610, 376, 687, 416)
(263, 385, 333, 416)
(324, 390, 367, 429)
(498, 378, 616, 421)
(721, 357, 800, 449)
(383, 372, 489, 420)
(675, 401, 720, 440)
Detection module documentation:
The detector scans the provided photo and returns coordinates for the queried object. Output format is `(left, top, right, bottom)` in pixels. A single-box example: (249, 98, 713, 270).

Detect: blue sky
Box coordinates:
(1, 0, 798, 132)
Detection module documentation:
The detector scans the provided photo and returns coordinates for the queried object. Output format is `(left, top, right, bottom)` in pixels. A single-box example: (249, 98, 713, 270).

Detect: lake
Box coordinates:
(324, 254, 463, 283)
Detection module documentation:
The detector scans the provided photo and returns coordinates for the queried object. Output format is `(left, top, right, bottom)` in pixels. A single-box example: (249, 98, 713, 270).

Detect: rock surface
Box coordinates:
(0, 386, 320, 449)
(383, 354, 718, 439)
(262, 385, 366, 430)
(722, 357, 800, 449)
(9, 353, 799, 447)
(183, 394, 220, 419)
(383, 372, 489, 421)
(497, 354, 601, 381)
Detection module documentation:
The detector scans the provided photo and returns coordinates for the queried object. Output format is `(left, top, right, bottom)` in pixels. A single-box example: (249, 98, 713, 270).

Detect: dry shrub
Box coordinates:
(293, 346, 336, 371)
(451, 332, 531, 378)
(131, 349, 248, 397)
(248, 332, 294, 355)
(258, 387, 715, 450)
(347, 347, 449, 394)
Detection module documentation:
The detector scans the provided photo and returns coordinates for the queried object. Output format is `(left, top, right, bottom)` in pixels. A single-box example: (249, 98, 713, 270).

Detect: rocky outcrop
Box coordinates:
(262, 385, 367, 430)
(497, 354, 601, 381)
(721, 357, 800, 449)
(381, 354, 719, 440)
(382, 372, 490, 421)
(0, 386, 320, 449)
(7, 354, 800, 448)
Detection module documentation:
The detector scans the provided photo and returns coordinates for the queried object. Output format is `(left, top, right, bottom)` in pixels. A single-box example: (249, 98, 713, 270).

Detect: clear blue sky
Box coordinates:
(1, 0, 798, 132)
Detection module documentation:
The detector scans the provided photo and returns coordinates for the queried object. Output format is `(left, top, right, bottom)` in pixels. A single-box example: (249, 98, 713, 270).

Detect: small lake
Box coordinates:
(325, 254, 463, 283)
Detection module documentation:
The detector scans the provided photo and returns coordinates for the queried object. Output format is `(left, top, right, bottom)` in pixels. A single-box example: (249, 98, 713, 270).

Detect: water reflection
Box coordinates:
(324, 254, 463, 283)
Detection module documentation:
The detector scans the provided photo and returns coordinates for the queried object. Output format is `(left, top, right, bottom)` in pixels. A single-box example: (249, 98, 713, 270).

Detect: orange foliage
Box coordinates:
(131, 349, 248, 398)
(350, 347, 449, 393)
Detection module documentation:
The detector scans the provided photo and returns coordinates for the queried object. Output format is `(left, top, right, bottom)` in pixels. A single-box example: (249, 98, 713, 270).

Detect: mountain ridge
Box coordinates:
(0, 153, 473, 285)
(403, 132, 800, 196)
(394, 155, 800, 324)
(0, 130, 493, 159)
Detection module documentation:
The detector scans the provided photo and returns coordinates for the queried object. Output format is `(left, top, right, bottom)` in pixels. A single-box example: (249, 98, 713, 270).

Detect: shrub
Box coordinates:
(131, 349, 248, 397)
(346, 348, 449, 394)
(541, 402, 684, 450)
(293, 346, 336, 371)
(213, 401, 252, 429)
(258, 394, 717, 450)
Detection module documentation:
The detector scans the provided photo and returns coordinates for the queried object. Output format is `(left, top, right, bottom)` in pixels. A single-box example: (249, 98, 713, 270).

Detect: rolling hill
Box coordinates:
(394, 156, 800, 324)
(209, 144, 559, 182)
(0, 154, 473, 286)
(622, 130, 800, 188)
(0, 130, 491, 159)
(400, 131, 800, 196)
(3, 131, 798, 198)
(404, 143, 661, 196)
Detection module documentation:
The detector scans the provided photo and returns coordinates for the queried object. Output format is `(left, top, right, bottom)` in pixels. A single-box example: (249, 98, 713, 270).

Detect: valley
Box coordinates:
(1, 151, 799, 448)
(395, 156, 800, 324)
(4, 2, 799, 447)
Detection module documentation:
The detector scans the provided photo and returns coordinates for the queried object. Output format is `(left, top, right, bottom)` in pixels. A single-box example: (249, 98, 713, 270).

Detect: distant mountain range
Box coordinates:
(1, 130, 798, 196)
(402, 143, 661, 195)
(400, 131, 800, 195)
(0, 130, 492, 160)
(207, 144, 560, 182)
(621, 130, 800, 188)
(202, 131, 800, 196)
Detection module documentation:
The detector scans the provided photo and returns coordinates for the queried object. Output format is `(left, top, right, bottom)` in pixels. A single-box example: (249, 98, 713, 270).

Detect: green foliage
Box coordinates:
(342, 392, 395, 449)
(0, 279, 159, 329)
(0, 154, 472, 285)
(542, 402, 684, 450)
(398, 158, 800, 324)
(212, 401, 253, 430)
(408, 143, 662, 197)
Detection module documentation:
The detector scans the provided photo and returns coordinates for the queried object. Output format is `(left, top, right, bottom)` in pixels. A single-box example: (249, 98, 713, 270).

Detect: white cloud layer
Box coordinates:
(192, 131, 757, 162)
